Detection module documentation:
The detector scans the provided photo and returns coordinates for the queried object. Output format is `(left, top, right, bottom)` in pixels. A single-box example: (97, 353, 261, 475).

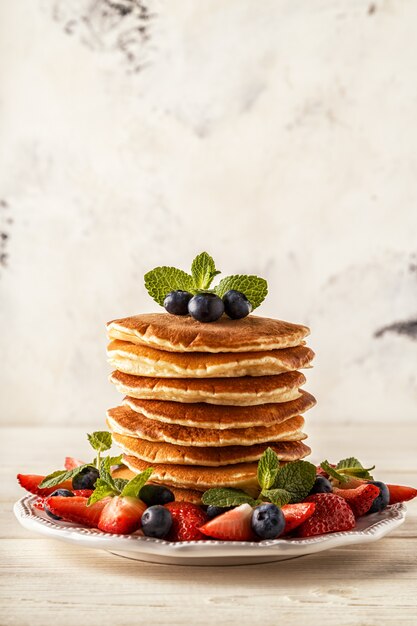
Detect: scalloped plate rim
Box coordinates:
(13, 495, 407, 563)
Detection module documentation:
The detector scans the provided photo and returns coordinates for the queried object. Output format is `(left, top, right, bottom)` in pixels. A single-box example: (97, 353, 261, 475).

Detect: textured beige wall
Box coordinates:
(0, 0, 416, 427)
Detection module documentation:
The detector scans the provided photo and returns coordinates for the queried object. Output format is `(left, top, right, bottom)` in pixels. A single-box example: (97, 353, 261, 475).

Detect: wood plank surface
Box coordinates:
(1, 426, 416, 626)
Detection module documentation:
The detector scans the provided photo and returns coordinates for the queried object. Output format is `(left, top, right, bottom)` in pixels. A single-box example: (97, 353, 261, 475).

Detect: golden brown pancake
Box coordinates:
(112, 430, 311, 466)
(112, 466, 203, 504)
(123, 454, 261, 493)
(107, 339, 314, 378)
(123, 390, 316, 429)
(107, 405, 306, 446)
(110, 370, 305, 405)
(107, 313, 310, 353)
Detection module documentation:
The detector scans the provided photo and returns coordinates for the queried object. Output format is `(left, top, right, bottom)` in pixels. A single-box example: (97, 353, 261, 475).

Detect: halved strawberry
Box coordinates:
(98, 496, 147, 534)
(64, 457, 85, 470)
(387, 484, 417, 505)
(332, 476, 366, 490)
(45, 496, 108, 527)
(17, 474, 73, 497)
(333, 483, 380, 517)
(282, 502, 316, 534)
(297, 494, 356, 537)
(199, 504, 256, 541)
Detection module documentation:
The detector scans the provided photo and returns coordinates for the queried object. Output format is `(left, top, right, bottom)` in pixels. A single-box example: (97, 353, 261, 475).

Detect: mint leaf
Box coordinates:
(257, 447, 279, 490)
(201, 488, 257, 507)
(320, 460, 349, 484)
(121, 468, 153, 498)
(87, 431, 112, 452)
(273, 460, 316, 502)
(261, 488, 291, 507)
(87, 478, 118, 506)
(191, 252, 220, 290)
(39, 465, 90, 489)
(113, 478, 129, 492)
(336, 457, 375, 480)
(214, 275, 268, 309)
(99, 456, 117, 487)
(144, 266, 195, 306)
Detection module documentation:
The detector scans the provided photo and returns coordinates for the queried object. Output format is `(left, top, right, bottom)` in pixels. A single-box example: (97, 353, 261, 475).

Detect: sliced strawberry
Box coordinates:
(98, 496, 147, 534)
(333, 476, 366, 490)
(45, 496, 108, 528)
(282, 502, 316, 534)
(165, 501, 208, 541)
(17, 474, 73, 497)
(387, 484, 417, 505)
(199, 504, 256, 541)
(64, 457, 85, 470)
(33, 497, 46, 511)
(333, 483, 380, 517)
(297, 494, 356, 537)
(73, 489, 94, 498)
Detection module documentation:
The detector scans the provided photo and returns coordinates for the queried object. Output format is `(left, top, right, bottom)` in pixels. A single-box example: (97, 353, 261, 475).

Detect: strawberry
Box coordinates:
(281, 502, 316, 534)
(17, 474, 73, 497)
(165, 501, 208, 541)
(297, 493, 356, 537)
(387, 484, 417, 505)
(333, 483, 380, 517)
(64, 457, 85, 470)
(332, 476, 366, 490)
(33, 497, 46, 511)
(98, 496, 147, 534)
(73, 489, 94, 498)
(199, 504, 255, 541)
(45, 496, 108, 528)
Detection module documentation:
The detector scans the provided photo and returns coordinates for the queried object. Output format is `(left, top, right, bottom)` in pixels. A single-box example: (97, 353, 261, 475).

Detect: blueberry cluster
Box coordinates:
(164, 289, 253, 323)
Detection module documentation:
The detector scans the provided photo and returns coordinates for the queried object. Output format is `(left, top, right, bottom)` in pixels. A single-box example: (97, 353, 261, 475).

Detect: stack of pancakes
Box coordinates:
(107, 313, 316, 503)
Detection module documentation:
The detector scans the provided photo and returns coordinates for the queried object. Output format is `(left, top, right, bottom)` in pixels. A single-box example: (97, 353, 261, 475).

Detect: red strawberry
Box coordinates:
(98, 496, 147, 534)
(333, 476, 366, 490)
(333, 483, 380, 517)
(297, 493, 356, 537)
(165, 501, 208, 541)
(281, 502, 316, 534)
(64, 457, 85, 470)
(73, 490, 94, 498)
(17, 474, 73, 497)
(387, 484, 417, 505)
(45, 496, 108, 527)
(199, 504, 255, 541)
(33, 497, 46, 511)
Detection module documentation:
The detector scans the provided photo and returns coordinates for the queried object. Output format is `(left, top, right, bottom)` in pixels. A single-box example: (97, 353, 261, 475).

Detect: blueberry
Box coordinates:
(141, 505, 173, 538)
(139, 484, 175, 506)
(44, 489, 74, 520)
(72, 466, 100, 490)
(164, 290, 193, 316)
(206, 505, 233, 519)
(367, 481, 390, 514)
(188, 293, 224, 323)
(222, 290, 253, 320)
(309, 475, 332, 495)
(251, 503, 285, 540)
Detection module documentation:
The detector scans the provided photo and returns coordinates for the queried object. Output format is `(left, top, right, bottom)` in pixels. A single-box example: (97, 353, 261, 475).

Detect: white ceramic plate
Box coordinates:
(14, 495, 406, 566)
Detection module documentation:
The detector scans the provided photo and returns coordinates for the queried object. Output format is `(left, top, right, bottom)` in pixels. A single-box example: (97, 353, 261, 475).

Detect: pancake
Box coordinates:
(110, 370, 306, 405)
(107, 313, 310, 353)
(112, 466, 203, 504)
(107, 405, 306, 446)
(123, 454, 261, 493)
(107, 339, 314, 378)
(123, 390, 316, 429)
(112, 431, 311, 466)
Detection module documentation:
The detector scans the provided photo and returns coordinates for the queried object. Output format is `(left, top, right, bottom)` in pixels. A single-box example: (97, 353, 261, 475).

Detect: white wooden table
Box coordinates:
(1, 424, 416, 626)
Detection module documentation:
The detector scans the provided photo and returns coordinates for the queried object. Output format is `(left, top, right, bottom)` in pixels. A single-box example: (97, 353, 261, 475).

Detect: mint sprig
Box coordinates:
(321, 458, 375, 483)
(39, 431, 120, 490)
(144, 252, 268, 310)
(202, 448, 317, 509)
(87, 468, 153, 506)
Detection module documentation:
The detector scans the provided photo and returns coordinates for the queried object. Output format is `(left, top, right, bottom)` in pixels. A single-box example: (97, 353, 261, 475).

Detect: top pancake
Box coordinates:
(107, 313, 310, 353)
(107, 339, 314, 378)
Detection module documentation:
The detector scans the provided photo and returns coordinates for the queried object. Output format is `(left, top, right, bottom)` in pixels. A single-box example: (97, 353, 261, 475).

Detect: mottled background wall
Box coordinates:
(1, 0, 416, 428)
